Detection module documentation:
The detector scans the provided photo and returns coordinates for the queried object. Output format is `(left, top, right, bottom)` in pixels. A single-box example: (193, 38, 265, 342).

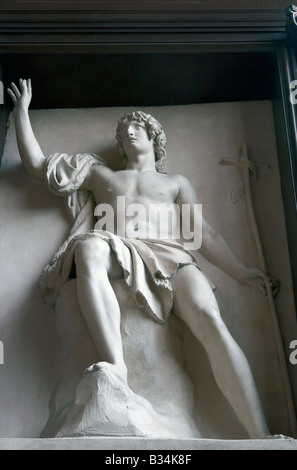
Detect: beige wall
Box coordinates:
(0, 101, 296, 438)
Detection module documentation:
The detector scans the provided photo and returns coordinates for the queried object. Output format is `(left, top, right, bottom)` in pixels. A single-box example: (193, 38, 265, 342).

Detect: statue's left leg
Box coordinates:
(171, 264, 270, 439)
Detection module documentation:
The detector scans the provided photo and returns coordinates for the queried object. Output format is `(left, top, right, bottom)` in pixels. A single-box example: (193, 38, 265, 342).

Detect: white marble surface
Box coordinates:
(0, 101, 296, 439)
(0, 437, 297, 450)
(41, 279, 200, 439)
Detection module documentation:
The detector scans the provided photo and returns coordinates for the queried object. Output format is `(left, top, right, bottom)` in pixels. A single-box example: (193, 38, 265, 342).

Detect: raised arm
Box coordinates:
(175, 174, 276, 294)
(7, 79, 45, 178)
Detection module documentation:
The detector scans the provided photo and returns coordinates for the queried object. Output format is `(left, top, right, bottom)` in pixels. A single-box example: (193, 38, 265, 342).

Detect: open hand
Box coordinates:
(7, 78, 32, 112)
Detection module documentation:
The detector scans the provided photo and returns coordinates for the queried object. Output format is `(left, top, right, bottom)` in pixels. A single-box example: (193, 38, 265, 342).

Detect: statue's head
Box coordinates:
(115, 111, 167, 174)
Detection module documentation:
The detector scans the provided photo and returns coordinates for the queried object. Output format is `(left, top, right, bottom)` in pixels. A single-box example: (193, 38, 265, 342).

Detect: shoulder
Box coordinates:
(80, 154, 114, 190)
(168, 173, 198, 203)
(90, 161, 113, 176)
(168, 173, 193, 190)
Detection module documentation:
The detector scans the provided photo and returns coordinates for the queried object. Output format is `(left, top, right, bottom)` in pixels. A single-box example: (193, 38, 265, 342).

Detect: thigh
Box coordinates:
(171, 265, 219, 313)
(74, 236, 123, 280)
(171, 265, 224, 337)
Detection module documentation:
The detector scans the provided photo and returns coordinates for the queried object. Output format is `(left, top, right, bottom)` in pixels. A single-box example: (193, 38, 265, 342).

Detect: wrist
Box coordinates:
(237, 266, 266, 285)
(13, 105, 29, 117)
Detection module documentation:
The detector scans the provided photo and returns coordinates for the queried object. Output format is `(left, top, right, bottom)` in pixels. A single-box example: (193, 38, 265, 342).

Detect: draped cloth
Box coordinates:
(38, 153, 201, 323)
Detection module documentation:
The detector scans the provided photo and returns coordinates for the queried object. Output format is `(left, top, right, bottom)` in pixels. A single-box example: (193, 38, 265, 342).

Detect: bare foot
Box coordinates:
(84, 361, 154, 413)
(84, 361, 128, 384)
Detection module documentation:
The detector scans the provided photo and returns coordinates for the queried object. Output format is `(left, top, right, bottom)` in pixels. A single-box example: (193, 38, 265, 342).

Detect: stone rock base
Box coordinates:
(55, 363, 195, 439)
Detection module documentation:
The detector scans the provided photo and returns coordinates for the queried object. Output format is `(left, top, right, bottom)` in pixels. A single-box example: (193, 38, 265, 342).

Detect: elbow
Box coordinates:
(24, 160, 45, 179)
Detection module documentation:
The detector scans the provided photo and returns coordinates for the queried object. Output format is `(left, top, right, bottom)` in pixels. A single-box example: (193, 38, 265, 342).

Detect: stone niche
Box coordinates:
(0, 101, 297, 446)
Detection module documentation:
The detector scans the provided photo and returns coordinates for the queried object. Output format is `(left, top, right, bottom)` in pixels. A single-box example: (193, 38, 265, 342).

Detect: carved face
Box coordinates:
(120, 120, 154, 157)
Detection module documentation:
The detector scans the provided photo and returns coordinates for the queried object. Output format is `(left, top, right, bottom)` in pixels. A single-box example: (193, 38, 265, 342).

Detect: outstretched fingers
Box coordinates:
(19, 78, 31, 95)
(7, 82, 21, 104)
(7, 78, 32, 108)
(7, 87, 17, 104)
(7, 81, 22, 103)
(27, 78, 32, 96)
(11, 81, 21, 98)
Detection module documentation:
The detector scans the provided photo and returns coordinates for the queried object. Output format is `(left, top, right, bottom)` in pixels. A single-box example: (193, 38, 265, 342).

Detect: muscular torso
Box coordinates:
(86, 165, 182, 240)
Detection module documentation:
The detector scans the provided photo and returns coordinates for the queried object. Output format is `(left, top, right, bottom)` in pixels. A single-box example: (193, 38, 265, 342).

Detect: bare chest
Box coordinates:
(93, 171, 178, 207)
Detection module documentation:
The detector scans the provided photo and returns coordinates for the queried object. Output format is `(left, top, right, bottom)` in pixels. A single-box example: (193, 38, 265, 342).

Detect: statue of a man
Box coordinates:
(8, 78, 273, 438)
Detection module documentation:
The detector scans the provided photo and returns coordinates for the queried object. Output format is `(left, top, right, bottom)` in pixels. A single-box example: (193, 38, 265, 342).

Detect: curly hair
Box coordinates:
(115, 111, 167, 174)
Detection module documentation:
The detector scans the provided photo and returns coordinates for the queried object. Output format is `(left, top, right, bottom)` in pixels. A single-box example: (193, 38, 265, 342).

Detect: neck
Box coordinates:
(125, 151, 156, 172)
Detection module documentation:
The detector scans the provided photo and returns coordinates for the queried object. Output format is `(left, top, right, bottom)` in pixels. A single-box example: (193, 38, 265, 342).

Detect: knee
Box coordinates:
(75, 237, 110, 271)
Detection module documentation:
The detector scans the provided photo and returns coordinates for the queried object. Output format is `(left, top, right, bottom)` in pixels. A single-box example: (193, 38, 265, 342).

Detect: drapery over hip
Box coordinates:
(41, 153, 212, 323)
(39, 229, 200, 324)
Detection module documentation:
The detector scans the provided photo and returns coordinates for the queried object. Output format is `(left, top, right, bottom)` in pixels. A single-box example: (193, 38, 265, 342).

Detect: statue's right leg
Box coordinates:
(171, 265, 270, 439)
(74, 237, 128, 384)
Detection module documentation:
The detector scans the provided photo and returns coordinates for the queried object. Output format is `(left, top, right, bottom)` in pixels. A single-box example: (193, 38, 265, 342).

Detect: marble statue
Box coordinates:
(8, 78, 279, 439)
